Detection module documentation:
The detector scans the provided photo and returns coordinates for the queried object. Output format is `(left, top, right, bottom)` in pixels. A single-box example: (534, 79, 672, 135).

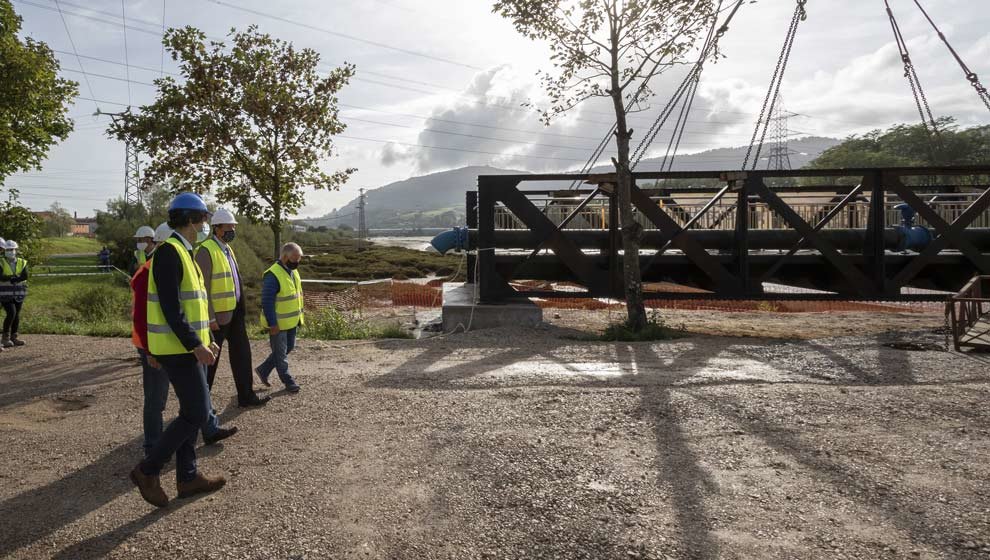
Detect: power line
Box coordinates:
(337, 135, 594, 163)
(160, 0, 166, 78)
(52, 0, 96, 111)
(52, 49, 175, 77)
(344, 116, 604, 151)
(121, 0, 132, 106)
(61, 67, 156, 87)
(203, 0, 483, 71)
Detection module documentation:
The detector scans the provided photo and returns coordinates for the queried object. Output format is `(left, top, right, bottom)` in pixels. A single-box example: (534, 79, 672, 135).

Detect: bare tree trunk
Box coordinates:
(606, 11, 647, 332)
(610, 93, 647, 330)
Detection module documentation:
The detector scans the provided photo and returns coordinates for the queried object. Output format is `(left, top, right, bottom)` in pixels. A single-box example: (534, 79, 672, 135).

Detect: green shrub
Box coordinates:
(304, 307, 412, 340)
(601, 310, 686, 342)
(66, 283, 131, 322)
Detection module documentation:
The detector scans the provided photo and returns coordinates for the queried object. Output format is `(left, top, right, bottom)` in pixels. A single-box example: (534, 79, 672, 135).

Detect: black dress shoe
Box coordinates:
(203, 426, 238, 445)
(238, 395, 271, 408)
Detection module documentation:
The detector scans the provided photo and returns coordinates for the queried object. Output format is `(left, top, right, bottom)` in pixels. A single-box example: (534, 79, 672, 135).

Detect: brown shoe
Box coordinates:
(176, 473, 226, 499)
(130, 466, 168, 508)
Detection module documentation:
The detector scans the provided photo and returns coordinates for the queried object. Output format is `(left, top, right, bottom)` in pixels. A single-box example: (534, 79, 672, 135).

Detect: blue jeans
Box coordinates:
(138, 349, 169, 458)
(257, 327, 297, 387)
(139, 349, 219, 448)
(139, 354, 211, 483)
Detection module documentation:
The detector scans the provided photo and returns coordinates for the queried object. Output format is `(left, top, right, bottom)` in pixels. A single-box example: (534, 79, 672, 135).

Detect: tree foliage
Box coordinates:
(0, 189, 44, 262)
(494, 0, 719, 330)
(808, 117, 990, 169)
(0, 0, 77, 183)
(109, 26, 355, 258)
(43, 202, 75, 237)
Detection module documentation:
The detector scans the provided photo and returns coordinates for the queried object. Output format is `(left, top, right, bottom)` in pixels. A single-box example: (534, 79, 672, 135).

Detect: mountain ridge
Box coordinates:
(304, 137, 840, 229)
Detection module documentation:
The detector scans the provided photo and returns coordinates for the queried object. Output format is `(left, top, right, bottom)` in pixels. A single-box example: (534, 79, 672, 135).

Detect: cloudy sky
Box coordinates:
(7, 0, 989, 217)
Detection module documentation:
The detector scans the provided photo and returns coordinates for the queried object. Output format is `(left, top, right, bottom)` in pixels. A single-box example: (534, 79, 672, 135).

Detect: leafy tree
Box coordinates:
(43, 201, 75, 237)
(0, 189, 44, 262)
(494, 0, 719, 331)
(109, 25, 355, 260)
(0, 0, 77, 183)
(806, 118, 990, 185)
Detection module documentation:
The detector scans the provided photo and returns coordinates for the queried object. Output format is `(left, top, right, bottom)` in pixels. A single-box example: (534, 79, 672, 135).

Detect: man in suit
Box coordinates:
(194, 208, 270, 408)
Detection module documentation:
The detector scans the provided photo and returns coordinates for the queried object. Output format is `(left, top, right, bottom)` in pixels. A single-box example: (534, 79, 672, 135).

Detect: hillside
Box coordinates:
(306, 137, 840, 229)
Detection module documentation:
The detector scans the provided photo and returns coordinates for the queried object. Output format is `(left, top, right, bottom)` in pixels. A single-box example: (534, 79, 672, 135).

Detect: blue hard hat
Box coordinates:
(168, 192, 209, 212)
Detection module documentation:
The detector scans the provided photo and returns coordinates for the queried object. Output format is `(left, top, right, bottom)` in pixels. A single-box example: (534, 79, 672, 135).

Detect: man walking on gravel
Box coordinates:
(195, 209, 270, 408)
(256, 242, 305, 394)
(130, 193, 230, 508)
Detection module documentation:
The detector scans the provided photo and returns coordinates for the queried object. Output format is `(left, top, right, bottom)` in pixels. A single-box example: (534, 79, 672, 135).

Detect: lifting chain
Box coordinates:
(629, 0, 741, 170)
(911, 0, 990, 113)
(883, 0, 943, 153)
(742, 0, 807, 170)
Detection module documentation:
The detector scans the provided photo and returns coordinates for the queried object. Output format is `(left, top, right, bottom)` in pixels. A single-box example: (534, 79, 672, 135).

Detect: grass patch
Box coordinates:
(600, 311, 687, 342)
(301, 238, 462, 281)
(303, 307, 413, 340)
(42, 236, 103, 254)
(18, 274, 132, 337)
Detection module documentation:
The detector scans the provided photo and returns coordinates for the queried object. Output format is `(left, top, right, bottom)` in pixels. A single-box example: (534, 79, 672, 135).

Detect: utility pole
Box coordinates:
(96, 109, 142, 207)
(356, 188, 368, 251)
(766, 95, 796, 171)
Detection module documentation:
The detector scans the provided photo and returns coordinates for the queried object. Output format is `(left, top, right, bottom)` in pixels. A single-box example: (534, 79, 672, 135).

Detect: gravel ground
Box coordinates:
(0, 311, 988, 560)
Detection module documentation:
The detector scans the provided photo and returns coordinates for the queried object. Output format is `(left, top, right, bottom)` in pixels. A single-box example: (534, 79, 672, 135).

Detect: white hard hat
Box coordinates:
(0, 237, 5, 246)
(134, 225, 155, 238)
(153, 222, 172, 243)
(5, 240, 18, 250)
(211, 208, 238, 226)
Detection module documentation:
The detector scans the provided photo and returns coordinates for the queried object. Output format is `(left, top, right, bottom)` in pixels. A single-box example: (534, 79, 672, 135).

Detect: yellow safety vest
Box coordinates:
(260, 263, 304, 330)
(196, 238, 238, 313)
(134, 249, 147, 266)
(0, 258, 27, 299)
(147, 237, 211, 355)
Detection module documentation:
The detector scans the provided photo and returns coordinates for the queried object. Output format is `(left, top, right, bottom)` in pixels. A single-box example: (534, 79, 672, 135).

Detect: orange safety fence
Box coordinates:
(301, 279, 945, 315)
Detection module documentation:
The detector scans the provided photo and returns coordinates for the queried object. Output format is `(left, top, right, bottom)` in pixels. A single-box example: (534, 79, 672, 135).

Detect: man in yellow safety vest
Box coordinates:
(255, 242, 305, 393)
(129, 192, 230, 508)
(195, 208, 270, 407)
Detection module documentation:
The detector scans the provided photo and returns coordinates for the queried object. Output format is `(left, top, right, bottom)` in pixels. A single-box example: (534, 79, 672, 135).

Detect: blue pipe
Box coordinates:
(893, 203, 932, 252)
(429, 227, 469, 255)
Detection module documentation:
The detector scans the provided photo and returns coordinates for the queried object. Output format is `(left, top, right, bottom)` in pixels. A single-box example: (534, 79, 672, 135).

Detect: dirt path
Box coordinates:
(0, 317, 988, 559)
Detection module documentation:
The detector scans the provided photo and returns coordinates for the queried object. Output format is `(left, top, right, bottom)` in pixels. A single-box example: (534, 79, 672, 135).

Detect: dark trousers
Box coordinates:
(207, 299, 258, 402)
(2, 300, 22, 336)
(139, 353, 210, 483)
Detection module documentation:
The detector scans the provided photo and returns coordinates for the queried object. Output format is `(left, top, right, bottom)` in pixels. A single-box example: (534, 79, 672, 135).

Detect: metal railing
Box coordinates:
(947, 275, 990, 351)
(494, 196, 990, 231)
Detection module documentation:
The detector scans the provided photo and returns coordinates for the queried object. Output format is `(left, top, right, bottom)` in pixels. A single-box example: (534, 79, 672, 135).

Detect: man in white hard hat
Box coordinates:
(0, 240, 28, 348)
(195, 208, 270, 407)
(132, 225, 157, 274)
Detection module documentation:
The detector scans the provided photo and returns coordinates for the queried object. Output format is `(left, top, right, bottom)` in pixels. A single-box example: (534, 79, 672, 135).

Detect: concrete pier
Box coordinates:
(441, 282, 542, 332)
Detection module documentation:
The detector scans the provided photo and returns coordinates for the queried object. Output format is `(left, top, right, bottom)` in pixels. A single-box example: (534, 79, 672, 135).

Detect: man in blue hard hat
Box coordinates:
(129, 192, 233, 508)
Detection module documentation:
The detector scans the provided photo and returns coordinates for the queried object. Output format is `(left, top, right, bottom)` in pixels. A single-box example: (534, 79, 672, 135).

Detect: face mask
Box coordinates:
(285, 260, 299, 270)
(6, 251, 16, 259)
(136, 242, 148, 252)
(221, 230, 236, 243)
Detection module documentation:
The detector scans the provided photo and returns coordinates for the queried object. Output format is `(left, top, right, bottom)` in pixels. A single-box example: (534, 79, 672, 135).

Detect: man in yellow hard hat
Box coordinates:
(195, 208, 270, 407)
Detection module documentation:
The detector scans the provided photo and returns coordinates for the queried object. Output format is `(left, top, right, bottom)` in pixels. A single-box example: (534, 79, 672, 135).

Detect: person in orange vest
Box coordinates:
(130, 223, 170, 457)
